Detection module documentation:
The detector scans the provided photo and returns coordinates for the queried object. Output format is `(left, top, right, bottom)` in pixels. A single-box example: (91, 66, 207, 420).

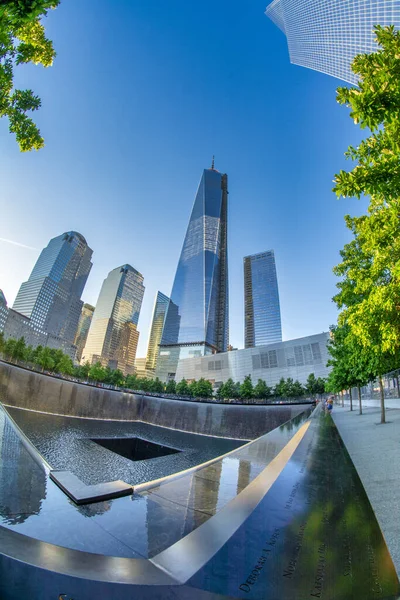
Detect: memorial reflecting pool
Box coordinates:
(0, 399, 399, 599)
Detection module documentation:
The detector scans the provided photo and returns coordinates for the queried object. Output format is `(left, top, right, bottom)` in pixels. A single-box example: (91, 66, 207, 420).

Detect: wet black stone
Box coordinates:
(91, 437, 181, 461)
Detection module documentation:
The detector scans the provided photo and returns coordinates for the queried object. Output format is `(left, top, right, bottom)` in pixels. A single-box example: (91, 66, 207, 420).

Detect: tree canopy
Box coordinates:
(0, 0, 59, 151)
(333, 26, 400, 358)
(332, 26, 400, 422)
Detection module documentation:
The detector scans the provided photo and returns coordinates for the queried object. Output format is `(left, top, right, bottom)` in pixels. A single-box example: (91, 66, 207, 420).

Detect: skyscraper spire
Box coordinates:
(211, 155, 215, 170)
(156, 166, 229, 381)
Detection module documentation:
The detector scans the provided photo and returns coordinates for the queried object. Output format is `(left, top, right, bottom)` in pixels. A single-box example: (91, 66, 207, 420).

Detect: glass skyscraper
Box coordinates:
(13, 232, 93, 344)
(74, 303, 95, 363)
(145, 291, 171, 373)
(81, 265, 145, 375)
(244, 250, 282, 348)
(265, 0, 400, 84)
(156, 165, 229, 381)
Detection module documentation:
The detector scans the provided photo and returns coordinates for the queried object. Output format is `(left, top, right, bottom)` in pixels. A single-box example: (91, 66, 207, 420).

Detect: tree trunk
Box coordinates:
(349, 387, 353, 411)
(341, 391, 344, 407)
(357, 384, 362, 415)
(395, 375, 400, 399)
(379, 376, 386, 424)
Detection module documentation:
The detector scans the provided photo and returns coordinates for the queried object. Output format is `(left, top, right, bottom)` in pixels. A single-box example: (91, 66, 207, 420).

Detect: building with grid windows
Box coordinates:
(176, 332, 330, 388)
(0, 289, 77, 359)
(145, 291, 171, 374)
(81, 265, 145, 375)
(156, 163, 229, 382)
(12, 232, 93, 344)
(244, 250, 282, 349)
(265, 0, 400, 84)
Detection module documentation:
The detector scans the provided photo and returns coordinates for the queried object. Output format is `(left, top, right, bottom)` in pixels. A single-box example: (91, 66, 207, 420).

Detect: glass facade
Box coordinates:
(265, 0, 400, 84)
(12, 232, 93, 344)
(156, 167, 229, 381)
(0, 290, 7, 333)
(81, 265, 145, 375)
(145, 292, 171, 372)
(73, 303, 95, 363)
(244, 250, 282, 348)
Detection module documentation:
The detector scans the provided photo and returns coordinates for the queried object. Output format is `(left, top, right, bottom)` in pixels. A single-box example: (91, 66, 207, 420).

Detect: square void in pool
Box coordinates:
(91, 437, 181, 461)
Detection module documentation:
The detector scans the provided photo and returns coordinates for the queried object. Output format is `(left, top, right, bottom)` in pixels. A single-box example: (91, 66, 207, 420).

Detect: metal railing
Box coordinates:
(340, 369, 400, 403)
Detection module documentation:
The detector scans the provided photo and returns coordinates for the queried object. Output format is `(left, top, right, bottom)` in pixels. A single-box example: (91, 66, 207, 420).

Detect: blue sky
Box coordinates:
(0, 0, 368, 356)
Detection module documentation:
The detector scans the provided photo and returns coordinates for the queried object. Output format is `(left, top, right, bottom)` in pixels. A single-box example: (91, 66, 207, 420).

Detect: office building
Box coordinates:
(176, 332, 330, 388)
(265, 0, 400, 84)
(156, 162, 229, 381)
(74, 303, 95, 363)
(0, 290, 77, 359)
(244, 250, 282, 348)
(81, 265, 145, 375)
(13, 232, 93, 344)
(134, 357, 149, 379)
(145, 292, 170, 374)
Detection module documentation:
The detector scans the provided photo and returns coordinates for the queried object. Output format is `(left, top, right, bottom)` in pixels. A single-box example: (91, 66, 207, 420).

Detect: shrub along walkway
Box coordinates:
(332, 406, 400, 577)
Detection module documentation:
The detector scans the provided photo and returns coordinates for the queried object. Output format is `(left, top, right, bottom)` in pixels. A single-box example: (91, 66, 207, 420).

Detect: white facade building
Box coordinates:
(265, 0, 400, 84)
(175, 332, 330, 387)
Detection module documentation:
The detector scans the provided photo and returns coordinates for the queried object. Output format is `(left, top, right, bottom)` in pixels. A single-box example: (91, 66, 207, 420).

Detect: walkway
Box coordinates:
(333, 406, 400, 577)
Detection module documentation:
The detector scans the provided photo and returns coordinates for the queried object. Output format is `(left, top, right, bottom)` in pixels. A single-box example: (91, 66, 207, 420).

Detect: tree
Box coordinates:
(55, 353, 73, 376)
(111, 369, 124, 387)
(253, 379, 272, 400)
(233, 382, 241, 399)
(195, 378, 213, 398)
(150, 377, 164, 394)
(36, 346, 55, 372)
(125, 373, 138, 390)
(88, 362, 105, 383)
(23, 344, 35, 362)
(2, 336, 26, 362)
(315, 378, 326, 396)
(218, 378, 235, 400)
(165, 379, 176, 395)
(188, 380, 197, 397)
(239, 375, 254, 399)
(0, 0, 59, 151)
(306, 373, 318, 398)
(285, 378, 296, 398)
(137, 377, 151, 392)
(274, 377, 288, 398)
(333, 26, 400, 422)
(79, 361, 91, 379)
(176, 379, 190, 396)
(0, 332, 5, 353)
(291, 380, 305, 398)
(32, 345, 43, 363)
(102, 366, 113, 385)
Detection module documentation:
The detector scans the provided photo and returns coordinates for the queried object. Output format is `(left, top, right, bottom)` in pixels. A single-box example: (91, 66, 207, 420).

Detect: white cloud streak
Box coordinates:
(0, 237, 38, 251)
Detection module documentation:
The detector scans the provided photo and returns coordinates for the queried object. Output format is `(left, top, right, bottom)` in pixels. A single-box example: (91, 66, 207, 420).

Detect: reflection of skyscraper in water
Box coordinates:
(186, 461, 223, 527)
(156, 163, 229, 382)
(237, 459, 252, 496)
(0, 416, 46, 525)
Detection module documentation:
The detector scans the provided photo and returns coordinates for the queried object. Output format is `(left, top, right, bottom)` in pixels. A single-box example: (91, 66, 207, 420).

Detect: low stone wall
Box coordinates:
(0, 361, 310, 439)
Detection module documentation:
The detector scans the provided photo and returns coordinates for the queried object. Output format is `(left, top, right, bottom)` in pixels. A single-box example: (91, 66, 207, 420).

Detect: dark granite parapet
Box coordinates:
(50, 471, 133, 504)
(0, 361, 308, 439)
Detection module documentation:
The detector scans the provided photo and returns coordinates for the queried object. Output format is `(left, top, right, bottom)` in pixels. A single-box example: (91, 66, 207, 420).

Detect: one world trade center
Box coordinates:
(156, 161, 229, 381)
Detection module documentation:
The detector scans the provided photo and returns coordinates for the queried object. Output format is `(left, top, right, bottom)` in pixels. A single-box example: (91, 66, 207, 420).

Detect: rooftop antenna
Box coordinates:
(211, 155, 215, 170)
